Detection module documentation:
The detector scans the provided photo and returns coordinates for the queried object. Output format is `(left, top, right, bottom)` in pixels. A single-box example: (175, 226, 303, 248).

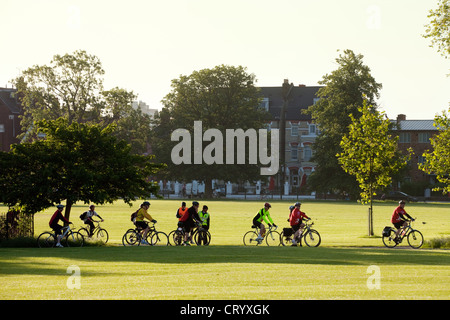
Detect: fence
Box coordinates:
(0, 209, 34, 240)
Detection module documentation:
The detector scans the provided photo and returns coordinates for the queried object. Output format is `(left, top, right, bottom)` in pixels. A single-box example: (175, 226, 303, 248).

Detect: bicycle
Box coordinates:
(192, 225, 211, 246)
(243, 225, 280, 246)
(382, 219, 423, 249)
(122, 222, 168, 246)
(280, 220, 321, 247)
(37, 224, 84, 248)
(79, 220, 109, 244)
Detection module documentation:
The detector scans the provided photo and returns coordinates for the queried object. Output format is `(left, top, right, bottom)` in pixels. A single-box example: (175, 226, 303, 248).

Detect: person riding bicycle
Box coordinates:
(176, 202, 188, 221)
(135, 201, 156, 245)
(253, 202, 277, 242)
(289, 202, 310, 246)
(179, 201, 202, 246)
(49, 204, 71, 248)
(82, 204, 104, 238)
(391, 200, 415, 242)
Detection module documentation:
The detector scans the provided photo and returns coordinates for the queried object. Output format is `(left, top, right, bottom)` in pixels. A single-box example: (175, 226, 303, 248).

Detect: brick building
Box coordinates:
(393, 114, 438, 184)
(0, 88, 22, 152)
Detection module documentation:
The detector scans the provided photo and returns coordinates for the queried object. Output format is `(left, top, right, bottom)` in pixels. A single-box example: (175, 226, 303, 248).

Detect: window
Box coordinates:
(304, 146, 312, 161)
(259, 98, 269, 111)
(0, 124, 4, 133)
(291, 146, 298, 161)
(399, 132, 411, 143)
(291, 124, 298, 136)
(418, 133, 431, 143)
(309, 124, 316, 135)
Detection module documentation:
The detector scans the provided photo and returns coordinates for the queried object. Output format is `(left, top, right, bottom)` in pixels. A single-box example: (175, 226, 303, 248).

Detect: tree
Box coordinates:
(0, 118, 163, 219)
(423, 0, 450, 59)
(152, 65, 271, 197)
(337, 100, 410, 235)
(419, 109, 450, 194)
(305, 49, 383, 198)
(11, 50, 151, 154)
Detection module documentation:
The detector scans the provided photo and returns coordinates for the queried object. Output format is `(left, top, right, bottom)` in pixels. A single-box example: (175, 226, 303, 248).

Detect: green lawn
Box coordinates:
(1, 199, 449, 300)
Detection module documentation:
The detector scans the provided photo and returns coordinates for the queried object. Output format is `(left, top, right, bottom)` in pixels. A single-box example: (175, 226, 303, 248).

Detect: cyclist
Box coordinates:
(253, 202, 277, 242)
(179, 201, 201, 245)
(197, 205, 211, 245)
(135, 201, 157, 245)
(176, 202, 188, 221)
(289, 202, 310, 246)
(391, 200, 415, 242)
(199, 205, 210, 231)
(49, 204, 71, 248)
(82, 204, 104, 238)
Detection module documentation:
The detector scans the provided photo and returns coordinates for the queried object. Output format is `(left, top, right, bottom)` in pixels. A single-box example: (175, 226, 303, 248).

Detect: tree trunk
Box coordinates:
(64, 199, 73, 225)
(204, 178, 213, 198)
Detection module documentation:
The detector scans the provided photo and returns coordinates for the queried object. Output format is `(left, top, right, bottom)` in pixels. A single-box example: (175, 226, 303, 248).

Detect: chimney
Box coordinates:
(397, 114, 406, 122)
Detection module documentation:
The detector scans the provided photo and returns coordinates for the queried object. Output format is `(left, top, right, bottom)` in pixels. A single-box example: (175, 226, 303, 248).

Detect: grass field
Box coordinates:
(1, 199, 449, 300)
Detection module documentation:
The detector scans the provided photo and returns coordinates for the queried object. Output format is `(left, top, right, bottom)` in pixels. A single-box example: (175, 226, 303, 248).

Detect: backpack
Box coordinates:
(382, 226, 392, 237)
(130, 209, 139, 222)
(283, 228, 294, 237)
(79, 211, 87, 220)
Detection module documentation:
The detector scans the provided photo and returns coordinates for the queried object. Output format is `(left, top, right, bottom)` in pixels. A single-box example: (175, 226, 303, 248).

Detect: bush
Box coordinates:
(424, 236, 450, 249)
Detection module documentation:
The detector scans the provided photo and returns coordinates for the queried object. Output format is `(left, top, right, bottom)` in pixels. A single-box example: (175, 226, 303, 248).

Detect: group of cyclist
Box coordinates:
(48, 198, 415, 247)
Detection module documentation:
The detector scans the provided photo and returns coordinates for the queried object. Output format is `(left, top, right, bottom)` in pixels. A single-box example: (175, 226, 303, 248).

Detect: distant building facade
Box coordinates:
(0, 88, 22, 152)
(260, 81, 322, 194)
(393, 114, 439, 185)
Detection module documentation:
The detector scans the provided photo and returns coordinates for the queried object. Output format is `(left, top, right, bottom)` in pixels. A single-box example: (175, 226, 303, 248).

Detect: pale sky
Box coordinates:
(1, 0, 449, 120)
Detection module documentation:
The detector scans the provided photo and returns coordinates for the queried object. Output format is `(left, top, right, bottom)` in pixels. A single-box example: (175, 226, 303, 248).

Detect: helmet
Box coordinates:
(181, 202, 186, 206)
(289, 206, 295, 211)
(142, 201, 151, 206)
(399, 200, 405, 204)
(56, 204, 64, 209)
(264, 202, 271, 208)
(192, 201, 199, 206)
(295, 202, 301, 206)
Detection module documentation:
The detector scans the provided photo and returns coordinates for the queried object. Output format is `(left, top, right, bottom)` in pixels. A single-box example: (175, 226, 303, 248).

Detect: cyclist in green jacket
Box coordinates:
(252, 202, 277, 241)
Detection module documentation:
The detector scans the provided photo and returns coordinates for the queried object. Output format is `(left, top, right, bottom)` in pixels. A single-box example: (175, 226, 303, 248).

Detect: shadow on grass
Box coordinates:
(0, 246, 448, 277)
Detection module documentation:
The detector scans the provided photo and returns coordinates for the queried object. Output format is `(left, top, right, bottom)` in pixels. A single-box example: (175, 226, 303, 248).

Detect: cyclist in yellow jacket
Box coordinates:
(253, 202, 277, 241)
(135, 201, 156, 245)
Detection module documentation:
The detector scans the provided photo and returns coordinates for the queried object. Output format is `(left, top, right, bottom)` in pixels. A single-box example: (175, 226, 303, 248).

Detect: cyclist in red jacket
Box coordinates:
(289, 202, 310, 246)
(49, 204, 71, 247)
(391, 200, 414, 242)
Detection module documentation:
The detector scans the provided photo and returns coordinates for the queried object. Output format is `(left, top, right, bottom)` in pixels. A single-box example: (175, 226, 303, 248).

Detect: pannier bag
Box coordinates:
(382, 226, 392, 237)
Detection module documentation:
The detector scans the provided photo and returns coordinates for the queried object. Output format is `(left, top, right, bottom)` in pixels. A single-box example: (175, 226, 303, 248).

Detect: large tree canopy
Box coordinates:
(305, 49, 382, 198)
(0, 118, 163, 218)
(11, 50, 151, 154)
(152, 64, 271, 196)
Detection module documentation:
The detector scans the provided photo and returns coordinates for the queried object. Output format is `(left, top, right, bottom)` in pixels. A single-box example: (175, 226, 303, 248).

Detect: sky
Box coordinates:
(1, 0, 449, 120)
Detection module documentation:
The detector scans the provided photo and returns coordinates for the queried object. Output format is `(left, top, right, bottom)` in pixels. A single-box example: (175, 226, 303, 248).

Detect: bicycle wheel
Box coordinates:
(407, 230, 424, 249)
(150, 231, 169, 246)
(194, 229, 211, 246)
(95, 228, 109, 244)
(172, 229, 184, 246)
(266, 230, 281, 246)
(382, 228, 398, 248)
(303, 229, 321, 247)
(78, 227, 90, 239)
(243, 231, 261, 246)
(122, 229, 140, 246)
(37, 232, 56, 248)
(167, 230, 176, 246)
(64, 231, 84, 247)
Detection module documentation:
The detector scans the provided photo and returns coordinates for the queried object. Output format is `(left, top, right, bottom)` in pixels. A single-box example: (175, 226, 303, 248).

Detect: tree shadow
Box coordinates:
(0, 246, 448, 277)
